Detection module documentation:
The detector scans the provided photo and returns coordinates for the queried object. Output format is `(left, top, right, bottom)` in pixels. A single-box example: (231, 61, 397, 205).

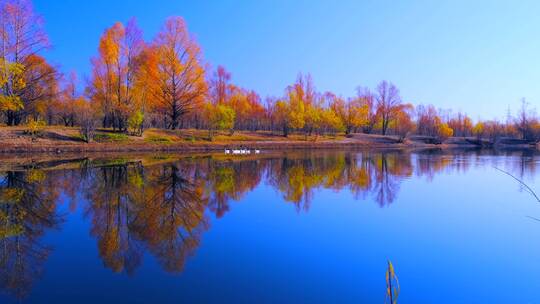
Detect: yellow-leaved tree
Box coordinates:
(0, 59, 25, 113)
(204, 102, 235, 140)
(330, 94, 369, 135)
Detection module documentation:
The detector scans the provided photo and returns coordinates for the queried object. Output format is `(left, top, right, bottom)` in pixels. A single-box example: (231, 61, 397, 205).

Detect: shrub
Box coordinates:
(94, 133, 129, 143)
(203, 103, 235, 140)
(128, 110, 144, 136)
(25, 119, 46, 141)
(76, 100, 99, 143)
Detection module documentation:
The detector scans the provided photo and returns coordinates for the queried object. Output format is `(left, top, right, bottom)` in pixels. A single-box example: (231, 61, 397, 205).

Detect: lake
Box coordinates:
(1, 149, 540, 303)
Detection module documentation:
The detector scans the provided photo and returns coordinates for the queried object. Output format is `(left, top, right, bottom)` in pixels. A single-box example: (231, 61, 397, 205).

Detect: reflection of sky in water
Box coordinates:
(1, 150, 540, 303)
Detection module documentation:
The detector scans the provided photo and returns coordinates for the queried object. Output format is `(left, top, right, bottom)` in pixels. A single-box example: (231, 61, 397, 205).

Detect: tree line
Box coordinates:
(1, 0, 539, 143)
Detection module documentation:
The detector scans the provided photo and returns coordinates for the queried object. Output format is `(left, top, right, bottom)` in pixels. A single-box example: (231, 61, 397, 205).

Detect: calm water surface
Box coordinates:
(1, 149, 540, 303)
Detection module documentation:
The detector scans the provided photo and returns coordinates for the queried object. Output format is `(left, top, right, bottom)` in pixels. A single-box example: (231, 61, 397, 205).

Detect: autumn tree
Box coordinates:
(203, 102, 235, 140)
(416, 104, 453, 142)
(0, 0, 51, 125)
(0, 59, 24, 117)
(206, 65, 266, 133)
(356, 87, 377, 134)
(330, 94, 368, 135)
(88, 19, 145, 131)
(144, 17, 207, 130)
(226, 87, 264, 132)
(472, 121, 484, 139)
(275, 74, 319, 137)
(391, 103, 415, 142)
(275, 96, 304, 137)
(264, 96, 279, 132)
(319, 107, 344, 136)
(303, 100, 322, 137)
(56, 72, 78, 126)
(416, 104, 440, 136)
(21, 54, 59, 123)
(448, 112, 473, 137)
(209, 65, 231, 105)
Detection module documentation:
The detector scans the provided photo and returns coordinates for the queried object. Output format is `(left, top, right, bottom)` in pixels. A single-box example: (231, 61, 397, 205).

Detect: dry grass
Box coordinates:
(141, 128, 345, 144)
(0, 126, 346, 146)
(0, 126, 430, 153)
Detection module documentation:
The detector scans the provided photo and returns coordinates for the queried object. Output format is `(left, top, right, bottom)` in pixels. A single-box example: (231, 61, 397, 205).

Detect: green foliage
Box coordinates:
(145, 135, 173, 143)
(94, 133, 129, 143)
(205, 103, 236, 139)
(215, 104, 236, 131)
(128, 110, 144, 136)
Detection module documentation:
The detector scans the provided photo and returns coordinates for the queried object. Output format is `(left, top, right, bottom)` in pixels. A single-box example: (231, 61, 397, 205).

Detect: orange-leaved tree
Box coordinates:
(143, 17, 207, 130)
(88, 19, 145, 131)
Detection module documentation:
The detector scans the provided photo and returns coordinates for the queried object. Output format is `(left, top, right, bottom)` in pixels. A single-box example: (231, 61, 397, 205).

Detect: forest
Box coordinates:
(0, 0, 539, 145)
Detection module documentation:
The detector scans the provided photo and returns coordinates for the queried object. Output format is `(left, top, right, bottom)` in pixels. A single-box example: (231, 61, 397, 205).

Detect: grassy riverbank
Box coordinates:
(0, 126, 535, 153)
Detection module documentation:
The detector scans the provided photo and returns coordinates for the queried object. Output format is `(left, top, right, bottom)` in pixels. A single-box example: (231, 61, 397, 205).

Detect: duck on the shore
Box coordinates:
(226, 147, 261, 155)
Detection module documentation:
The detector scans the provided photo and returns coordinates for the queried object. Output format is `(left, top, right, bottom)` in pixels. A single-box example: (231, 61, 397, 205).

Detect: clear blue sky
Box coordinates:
(34, 0, 540, 120)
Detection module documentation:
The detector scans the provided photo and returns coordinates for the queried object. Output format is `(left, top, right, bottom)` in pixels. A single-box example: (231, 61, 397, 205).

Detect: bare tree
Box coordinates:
(375, 81, 401, 135)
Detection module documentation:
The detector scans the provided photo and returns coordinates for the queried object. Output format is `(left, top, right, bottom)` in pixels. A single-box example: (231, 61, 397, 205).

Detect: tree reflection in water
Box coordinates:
(84, 163, 145, 275)
(84, 162, 209, 275)
(0, 150, 538, 300)
(0, 170, 62, 300)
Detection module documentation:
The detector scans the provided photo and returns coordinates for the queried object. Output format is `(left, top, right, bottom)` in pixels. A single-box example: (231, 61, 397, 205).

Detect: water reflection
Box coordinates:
(83, 162, 209, 275)
(0, 170, 62, 299)
(0, 149, 538, 300)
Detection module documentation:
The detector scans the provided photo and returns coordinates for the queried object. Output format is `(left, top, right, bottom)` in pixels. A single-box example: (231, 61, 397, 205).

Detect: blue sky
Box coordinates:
(34, 0, 540, 119)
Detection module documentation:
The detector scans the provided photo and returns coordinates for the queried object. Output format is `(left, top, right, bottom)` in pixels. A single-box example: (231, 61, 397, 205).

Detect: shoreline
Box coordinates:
(0, 140, 408, 153)
(0, 127, 536, 154)
(0, 140, 533, 154)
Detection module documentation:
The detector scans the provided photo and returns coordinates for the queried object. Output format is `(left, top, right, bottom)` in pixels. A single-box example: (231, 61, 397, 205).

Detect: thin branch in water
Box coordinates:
(493, 166, 540, 202)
